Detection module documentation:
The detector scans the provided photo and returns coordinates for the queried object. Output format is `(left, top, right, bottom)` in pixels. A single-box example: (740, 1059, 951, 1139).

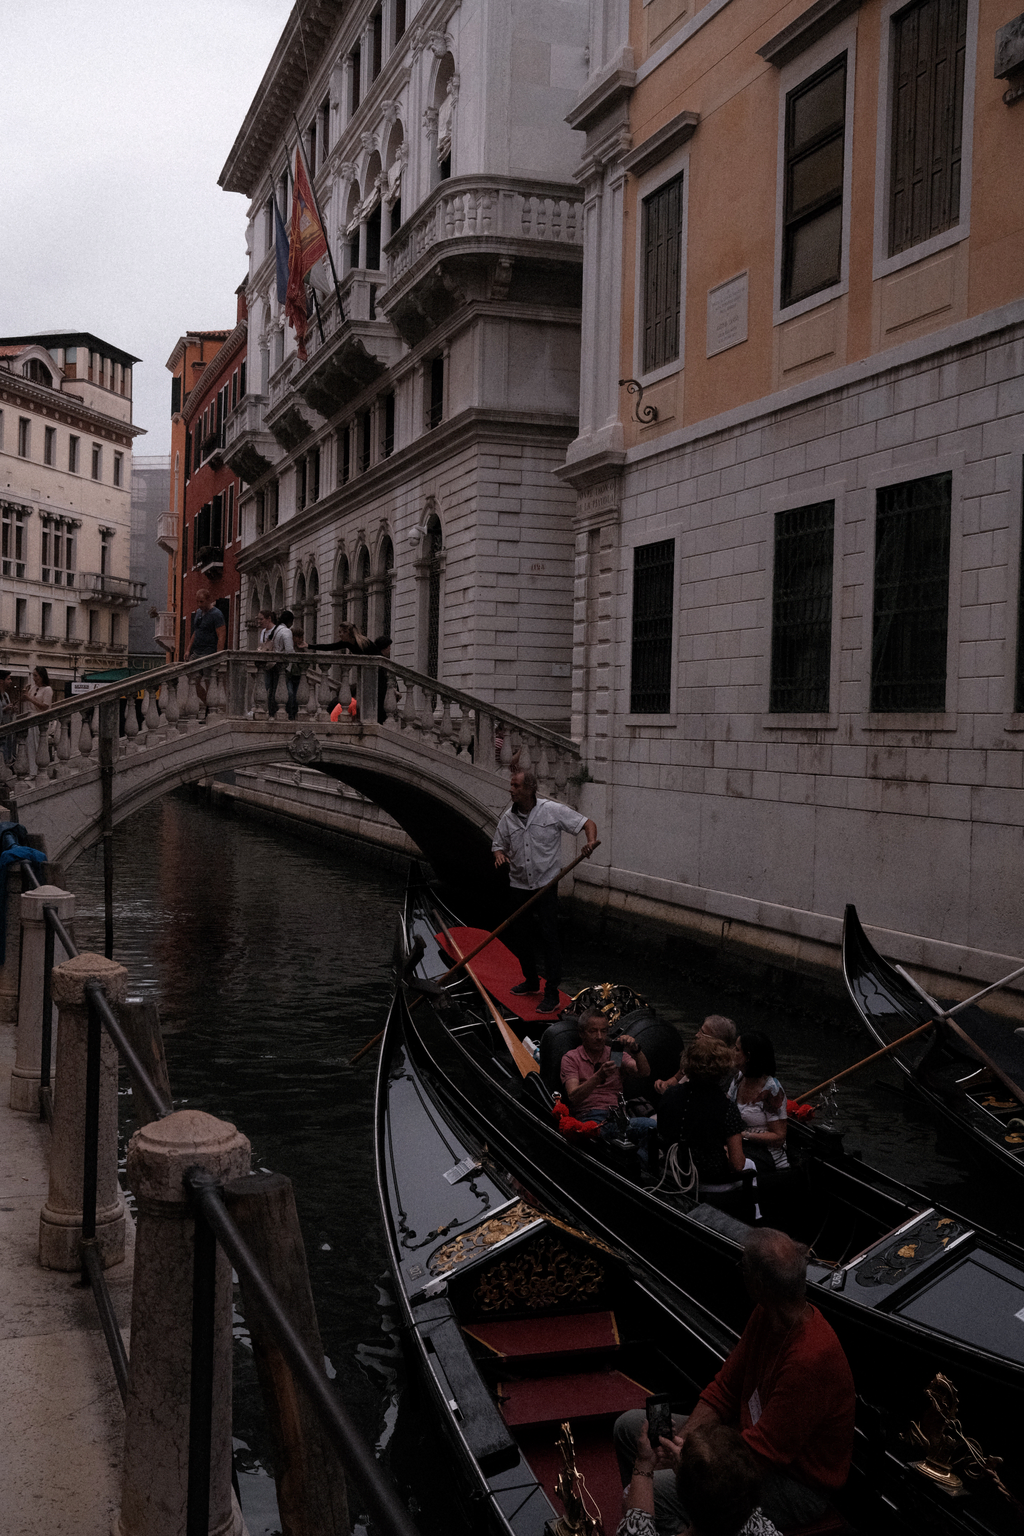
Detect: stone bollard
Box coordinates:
(10, 884, 75, 1112)
(38, 952, 127, 1270)
(118, 1110, 250, 1536)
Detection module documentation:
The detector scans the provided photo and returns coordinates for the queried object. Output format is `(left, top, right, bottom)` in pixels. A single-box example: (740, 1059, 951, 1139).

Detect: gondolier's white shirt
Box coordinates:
(492, 797, 588, 890)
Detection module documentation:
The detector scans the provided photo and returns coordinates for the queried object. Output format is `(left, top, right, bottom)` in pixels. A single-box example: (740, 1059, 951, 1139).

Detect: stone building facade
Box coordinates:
(560, 0, 1024, 996)
(129, 455, 170, 660)
(219, 0, 590, 730)
(0, 331, 145, 690)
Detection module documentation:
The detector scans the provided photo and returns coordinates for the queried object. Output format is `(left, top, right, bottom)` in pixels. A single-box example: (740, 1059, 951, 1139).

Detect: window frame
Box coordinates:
(872, 0, 978, 280)
(632, 142, 690, 387)
(627, 537, 677, 719)
(772, 24, 857, 325)
(862, 451, 963, 728)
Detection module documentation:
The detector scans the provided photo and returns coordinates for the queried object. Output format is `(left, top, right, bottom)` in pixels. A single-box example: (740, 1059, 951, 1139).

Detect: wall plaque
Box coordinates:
(707, 271, 749, 357)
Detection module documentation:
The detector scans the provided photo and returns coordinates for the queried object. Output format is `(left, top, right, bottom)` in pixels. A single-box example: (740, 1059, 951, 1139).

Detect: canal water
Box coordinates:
(67, 790, 1006, 1535)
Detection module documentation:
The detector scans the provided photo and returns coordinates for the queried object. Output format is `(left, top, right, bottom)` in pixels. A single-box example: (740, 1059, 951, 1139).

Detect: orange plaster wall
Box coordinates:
(968, 0, 1024, 313)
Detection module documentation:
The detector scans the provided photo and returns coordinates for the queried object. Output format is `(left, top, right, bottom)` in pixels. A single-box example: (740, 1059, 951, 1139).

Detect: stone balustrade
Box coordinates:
(0, 652, 581, 806)
(385, 174, 584, 288)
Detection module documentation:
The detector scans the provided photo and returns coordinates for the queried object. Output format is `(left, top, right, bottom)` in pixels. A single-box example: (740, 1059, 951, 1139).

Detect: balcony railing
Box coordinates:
(156, 512, 178, 553)
(79, 572, 146, 604)
(223, 395, 268, 450)
(386, 175, 584, 289)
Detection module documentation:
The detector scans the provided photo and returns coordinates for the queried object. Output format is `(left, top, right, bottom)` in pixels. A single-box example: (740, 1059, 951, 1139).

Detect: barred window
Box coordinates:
(889, 0, 967, 256)
(630, 539, 675, 713)
(641, 174, 684, 374)
(871, 473, 951, 711)
(770, 502, 834, 712)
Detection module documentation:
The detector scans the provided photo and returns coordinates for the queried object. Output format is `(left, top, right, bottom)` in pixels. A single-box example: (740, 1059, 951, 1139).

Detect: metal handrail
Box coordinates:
(9, 834, 420, 1534)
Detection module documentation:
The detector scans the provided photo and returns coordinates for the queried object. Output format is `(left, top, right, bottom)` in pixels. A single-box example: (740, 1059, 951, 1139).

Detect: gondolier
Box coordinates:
(492, 769, 598, 1015)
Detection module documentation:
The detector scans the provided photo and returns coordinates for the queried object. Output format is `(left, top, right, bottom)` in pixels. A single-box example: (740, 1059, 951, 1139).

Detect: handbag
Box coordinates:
(257, 625, 279, 654)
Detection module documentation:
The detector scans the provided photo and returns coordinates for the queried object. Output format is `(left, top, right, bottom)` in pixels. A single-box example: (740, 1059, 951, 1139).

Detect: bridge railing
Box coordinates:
(0, 651, 581, 802)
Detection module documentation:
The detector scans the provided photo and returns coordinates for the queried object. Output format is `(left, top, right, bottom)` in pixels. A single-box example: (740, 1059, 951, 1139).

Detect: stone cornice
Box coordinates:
(621, 110, 699, 177)
(0, 375, 144, 443)
(565, 50, 636, 135)
(757, 0, 862, 67)
(180, 323, 248, 427)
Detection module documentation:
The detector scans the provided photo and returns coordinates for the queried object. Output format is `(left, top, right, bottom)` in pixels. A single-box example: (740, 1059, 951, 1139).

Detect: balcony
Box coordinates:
(382, 175, 585, 345)
(291, 280, 402, 420)
(223, 395, 277, 485)
(156, 512, 179, 553)
(197, 545, 224, 578)
(153, 611, 176, 651)
(79, 572, 146, 606)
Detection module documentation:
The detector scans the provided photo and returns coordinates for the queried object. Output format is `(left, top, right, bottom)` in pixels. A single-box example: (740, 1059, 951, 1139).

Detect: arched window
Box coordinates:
(308, 566, 320, 645)
(357, 547, 371, 634)
(425, 516, 442, 679)
(336, 553, 350, 622)
(364, 151, 382, 270)
(23, 357, 53, 386)
(378, 536, 394, 638)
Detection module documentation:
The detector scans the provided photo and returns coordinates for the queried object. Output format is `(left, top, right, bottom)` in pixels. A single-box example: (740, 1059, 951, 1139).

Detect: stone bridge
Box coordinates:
(0, 654, 581, 903)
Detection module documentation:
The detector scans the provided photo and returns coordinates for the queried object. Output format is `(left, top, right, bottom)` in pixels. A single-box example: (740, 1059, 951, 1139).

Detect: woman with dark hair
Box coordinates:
(729, 1031, 789, 1172)
(24, 665, 53, 712)
(658, 1034, 745, 1207)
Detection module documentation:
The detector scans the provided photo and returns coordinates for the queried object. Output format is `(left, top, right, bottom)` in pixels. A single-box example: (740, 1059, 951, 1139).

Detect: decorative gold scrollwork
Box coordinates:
(429, 1201, 541, 1275)
(474, 1234, 605, 1313)
(904, 1373, 1018, 1509)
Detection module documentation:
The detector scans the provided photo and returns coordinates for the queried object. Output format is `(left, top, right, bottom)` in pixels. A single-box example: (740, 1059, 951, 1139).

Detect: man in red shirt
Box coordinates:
(614, 1229, 854, 1531)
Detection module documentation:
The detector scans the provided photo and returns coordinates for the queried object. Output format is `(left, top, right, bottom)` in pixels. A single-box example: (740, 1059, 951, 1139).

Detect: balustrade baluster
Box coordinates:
(498, 724, 513, 770)
(295, 666, 311, 719)
(383, 671, 398, 728)
(516, 736, 532, 774)
(457, 705, 472, 758)
(183, 673, 201, 726)
(436, 698, 453, 753)
(35, 726, 51, 777)
(538, 743, 552, 795)
(339, 675, 352, 719)
(205, 666, 225, 719)
(77, 709, 93, 762)
(55, 719, 71, 769)
(0, 743, 12, 791)
(554, 750, 571, 799)
(163, 675, 181, 731)
(252, 663, 268, 720)
(124, 696, 141, 749)
(420, 688, 435, 740)
(144, 686, 161, 736)
(14, 733, 31, 780)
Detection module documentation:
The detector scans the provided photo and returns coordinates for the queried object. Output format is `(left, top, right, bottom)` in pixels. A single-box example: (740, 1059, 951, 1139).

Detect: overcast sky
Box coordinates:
(0, 1, 294, 457)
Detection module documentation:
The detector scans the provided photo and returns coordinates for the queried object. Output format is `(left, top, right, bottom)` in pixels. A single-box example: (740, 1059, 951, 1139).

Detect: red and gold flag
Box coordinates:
(285, 149, 328, 361)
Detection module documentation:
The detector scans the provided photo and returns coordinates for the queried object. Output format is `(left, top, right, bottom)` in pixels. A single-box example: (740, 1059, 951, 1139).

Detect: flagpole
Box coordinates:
(292, 113, 349, 324)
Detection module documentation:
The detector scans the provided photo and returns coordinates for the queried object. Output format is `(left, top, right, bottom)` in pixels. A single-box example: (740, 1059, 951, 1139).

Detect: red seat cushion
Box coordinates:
(498, 1369, 648, 1428)
(464, 1312, 619, 1360)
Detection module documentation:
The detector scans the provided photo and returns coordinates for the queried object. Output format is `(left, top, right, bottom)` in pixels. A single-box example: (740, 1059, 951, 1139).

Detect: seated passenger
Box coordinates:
(618, 1420, 781, 1536)
(614, 1229, 855, 1534)
(657, 1035, 745, 1208)
(730, 1032, 789, 1174)
(655, 1015, 738, 1095)
(561, 1009, 657, 1170)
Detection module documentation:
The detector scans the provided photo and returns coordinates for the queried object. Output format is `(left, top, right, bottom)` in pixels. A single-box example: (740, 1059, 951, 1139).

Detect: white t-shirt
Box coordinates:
(272, 626, 295, 654)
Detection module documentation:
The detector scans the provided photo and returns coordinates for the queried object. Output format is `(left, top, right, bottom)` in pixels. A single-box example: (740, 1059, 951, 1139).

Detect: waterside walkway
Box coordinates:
(0, 1018, 131, 1535)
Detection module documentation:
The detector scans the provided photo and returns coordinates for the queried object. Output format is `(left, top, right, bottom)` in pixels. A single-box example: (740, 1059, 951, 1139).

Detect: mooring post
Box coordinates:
(38, 952, 127, 1270)
(223, 1170, 350, 1535)
(10, 884, 75, 1112)
(117, 1110, 250, 1536)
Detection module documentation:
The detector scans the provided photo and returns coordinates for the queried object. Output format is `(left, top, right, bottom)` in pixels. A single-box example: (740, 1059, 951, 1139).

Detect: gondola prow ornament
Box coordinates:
(552, 1420, 602, 1535)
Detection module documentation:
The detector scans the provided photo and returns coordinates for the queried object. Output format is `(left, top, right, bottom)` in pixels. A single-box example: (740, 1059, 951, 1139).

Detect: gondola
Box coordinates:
(391, 872, 1023, 1532)
(842, 904, 1024, 1188)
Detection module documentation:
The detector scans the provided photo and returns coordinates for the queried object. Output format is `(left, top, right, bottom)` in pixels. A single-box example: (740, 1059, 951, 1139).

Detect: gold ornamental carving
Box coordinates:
(473, 1234, 605, 1313)
(905, 1374, 1017, 1510)
(552, 1421, 602, 1536)
(429, 1201, 541, 1275)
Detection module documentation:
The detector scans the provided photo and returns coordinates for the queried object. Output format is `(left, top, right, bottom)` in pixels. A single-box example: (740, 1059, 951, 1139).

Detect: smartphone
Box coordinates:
(646, 1393, 672, 1446)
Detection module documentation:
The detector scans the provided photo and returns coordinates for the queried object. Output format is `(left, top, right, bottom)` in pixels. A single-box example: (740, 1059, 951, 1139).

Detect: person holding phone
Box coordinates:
(560, 1010, 657, 1171)
(619, 1419, 780, 1536)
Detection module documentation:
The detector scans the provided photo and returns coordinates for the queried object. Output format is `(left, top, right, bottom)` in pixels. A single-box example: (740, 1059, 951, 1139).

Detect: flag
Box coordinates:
(285, 149, 328, 362)
(274, 200, 289, 304)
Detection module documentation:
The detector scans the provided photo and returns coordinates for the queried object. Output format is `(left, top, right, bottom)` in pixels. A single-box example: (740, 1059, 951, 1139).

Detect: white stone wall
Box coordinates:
(574, 305, 1024, 983)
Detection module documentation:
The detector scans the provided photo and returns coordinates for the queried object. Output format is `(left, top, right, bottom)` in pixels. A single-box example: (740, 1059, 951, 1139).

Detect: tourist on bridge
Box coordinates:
(492, 767, 597, 1015)
(185, 588, 227, 704)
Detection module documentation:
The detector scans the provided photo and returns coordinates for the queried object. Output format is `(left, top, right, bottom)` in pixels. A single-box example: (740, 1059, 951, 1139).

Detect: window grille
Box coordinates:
(889, 0, 967, 256)
(871, 473, 951, 711)
(630, 540, 675, 713)
(782, 56, 846, 308)
(641, 175, 684, 374)
(770, 502, 834, 712)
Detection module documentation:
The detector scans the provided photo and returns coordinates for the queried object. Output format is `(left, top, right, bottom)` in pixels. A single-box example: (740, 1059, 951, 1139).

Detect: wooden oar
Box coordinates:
(431, 910, 540, 1079)
(347, 841, 600, 1067)
(793, 1018, 938, 1103)
(894, 964, 1024, 1108)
